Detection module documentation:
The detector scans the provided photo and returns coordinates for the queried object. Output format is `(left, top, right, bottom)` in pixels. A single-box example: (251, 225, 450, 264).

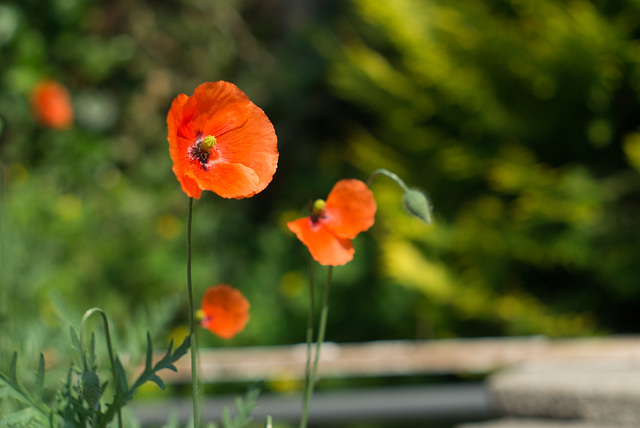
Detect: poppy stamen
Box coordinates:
(188, 132, 218, 170)
(310, 199, 326, 224)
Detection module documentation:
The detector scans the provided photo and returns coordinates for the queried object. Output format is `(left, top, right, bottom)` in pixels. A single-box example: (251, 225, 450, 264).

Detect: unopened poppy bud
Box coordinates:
(81, 370, 101, 409)
(403, 188, 432, 224)
(202, 135, 217, 149)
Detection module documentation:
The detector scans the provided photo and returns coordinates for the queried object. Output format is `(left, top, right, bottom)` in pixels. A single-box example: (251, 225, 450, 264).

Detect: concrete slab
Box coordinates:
(487, 359, 640, 426)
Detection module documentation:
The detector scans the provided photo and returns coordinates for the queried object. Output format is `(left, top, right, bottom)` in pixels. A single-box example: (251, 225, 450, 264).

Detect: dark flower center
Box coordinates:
(188, 132, 217, 170)
(310, 199, 327, 224)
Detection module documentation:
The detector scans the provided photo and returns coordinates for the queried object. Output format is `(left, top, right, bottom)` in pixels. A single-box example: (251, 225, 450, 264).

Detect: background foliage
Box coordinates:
(2, 0, 640, 417)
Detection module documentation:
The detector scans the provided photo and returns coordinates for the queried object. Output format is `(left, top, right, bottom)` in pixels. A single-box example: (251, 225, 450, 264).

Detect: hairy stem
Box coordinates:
(299, 265, 333, 428)
(366, 168, 410, 192)
(299, 256, 316, 428)
(80, 308, 122, 428)
(187, 197, 201, 427)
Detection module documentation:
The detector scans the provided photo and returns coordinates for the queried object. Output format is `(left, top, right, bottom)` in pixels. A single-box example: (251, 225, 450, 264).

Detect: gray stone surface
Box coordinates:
(457, 417, 632, 428)
(488, 359, 640, 425)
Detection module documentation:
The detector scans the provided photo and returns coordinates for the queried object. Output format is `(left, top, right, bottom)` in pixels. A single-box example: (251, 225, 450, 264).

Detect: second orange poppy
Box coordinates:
(287, 179, 376, 266)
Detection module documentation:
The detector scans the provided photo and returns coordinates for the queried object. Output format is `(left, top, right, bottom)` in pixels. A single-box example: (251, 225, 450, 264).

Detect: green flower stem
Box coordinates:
(80, 308, 122, 428)
(367, 168, 410, 192)
(299, 265, 333, 428)
(299, 256, 316, 428)
(187, 197, 201, 427)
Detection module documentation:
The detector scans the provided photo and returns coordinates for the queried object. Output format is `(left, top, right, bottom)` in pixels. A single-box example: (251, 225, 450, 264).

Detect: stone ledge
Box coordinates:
(457, 417, 633, 428)
(489, 359, 640, 425)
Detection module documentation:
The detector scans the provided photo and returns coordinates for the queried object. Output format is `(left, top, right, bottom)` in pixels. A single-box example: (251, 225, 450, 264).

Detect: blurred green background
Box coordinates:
(2, 0, 640, 423)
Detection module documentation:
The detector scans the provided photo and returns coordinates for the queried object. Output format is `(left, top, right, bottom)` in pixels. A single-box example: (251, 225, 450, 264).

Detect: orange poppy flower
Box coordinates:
(167, 81, 278, 199)
(287, 179, 376, 266)
(30, 79, 74, 129)
(199, 284, 250, 339)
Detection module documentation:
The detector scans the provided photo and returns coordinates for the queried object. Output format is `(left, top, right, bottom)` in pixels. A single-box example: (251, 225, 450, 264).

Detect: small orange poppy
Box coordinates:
(199, 284, 250, 339)
(30, 79, 74, 129)
(287, 179, 376, 266)
(167, 81, 278, 199)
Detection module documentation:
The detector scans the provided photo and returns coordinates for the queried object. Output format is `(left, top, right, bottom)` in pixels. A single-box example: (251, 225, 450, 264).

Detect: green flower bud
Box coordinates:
(82, 370, 101, 409)
(403, 188, 432, 224)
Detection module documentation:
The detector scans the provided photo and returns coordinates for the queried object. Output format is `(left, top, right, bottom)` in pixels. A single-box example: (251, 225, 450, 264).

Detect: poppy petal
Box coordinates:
(201, 284, 250, 340)
(216, 103, 278, 195)
(167, 93, 189, 143)
(190, 161, 260, 199)
(172, 164, 202, 199)
(324, 179, 376, 239)
(287, 217, 355, 266)
(184, 82, 252, 137)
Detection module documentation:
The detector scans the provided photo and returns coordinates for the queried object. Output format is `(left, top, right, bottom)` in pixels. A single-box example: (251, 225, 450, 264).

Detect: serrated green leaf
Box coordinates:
(114, 356, 129, 394)
(70, 327, 81, 352)
(0, 377, 28, 403)
(0, 407, 47, 425)
(35, 353, 45, 400)
(173, 336, 190, 360)
(147, 374, 165, 391)
(165, 338, 175, 356)
(222, 407, 233, 427)
(220, 385, 260, 428)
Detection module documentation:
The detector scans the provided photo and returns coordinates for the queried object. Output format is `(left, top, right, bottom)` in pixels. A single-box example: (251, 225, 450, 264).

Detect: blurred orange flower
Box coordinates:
(287, 179, 376, 266)
(30, 79, 74, 129)
(199, 284, 250, 339)
(167, 81, 278, 199)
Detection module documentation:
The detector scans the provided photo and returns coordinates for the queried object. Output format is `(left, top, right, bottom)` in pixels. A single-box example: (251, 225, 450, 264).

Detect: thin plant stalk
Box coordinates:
(80, 308, 122, 428)
(186, 197, 201, 427)
(299, 256, 316, 428)
(367, 168, 409, 191)
(299, 265, 333, 428)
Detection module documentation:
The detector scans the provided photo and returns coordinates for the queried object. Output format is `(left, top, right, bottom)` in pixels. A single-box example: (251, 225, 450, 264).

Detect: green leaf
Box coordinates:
(9, 351, 17, 384)
(0, 353, 53, 420)
(70, 326, 82, 359)
(0, 407, 48, 426)
(221, 407, 233, 427)
(114, 356, 129, 394)
(125, 335, 190, 401)
(173, 335, 190, 361)
(35, 353, 45, 400)
(147, 374, 165, 391)
(220, 384, 261, 428)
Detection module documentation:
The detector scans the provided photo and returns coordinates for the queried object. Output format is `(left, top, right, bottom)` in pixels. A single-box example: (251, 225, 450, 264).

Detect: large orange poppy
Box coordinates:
(287, 179, 376, 266)
(167, 81, 278, 199)
(199, 284, 250, 339)
(30, 79, 74, 129)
